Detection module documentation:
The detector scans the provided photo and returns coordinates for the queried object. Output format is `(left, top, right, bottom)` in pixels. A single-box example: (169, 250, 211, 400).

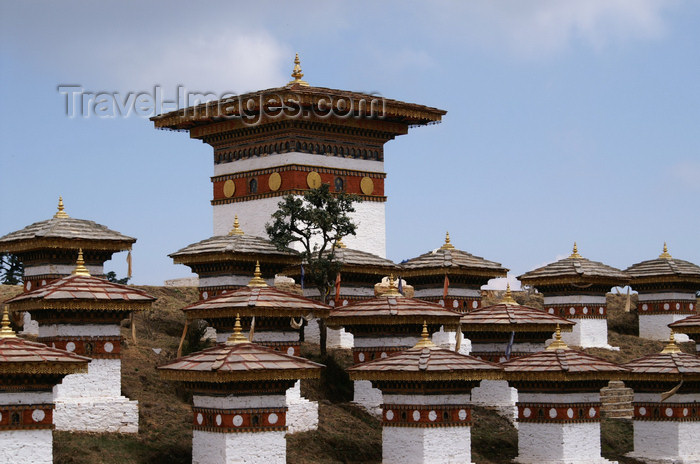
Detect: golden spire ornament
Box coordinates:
(569, 242, 582, 259)
(247, 261, 268, 287)
(414, 321, 436, 349)
(384, 274, 401, 296)
(661, 331, 682, 354)
(0, 307, 17, 339)
(334, 237, 347, 248)
(440, 231, 455, 250)
(287, 53, 309, 87)
(54, 196, 69, 219)
(546, 324, 569, 351)
(500, 283, 518, 305)
(659, 242, 672, 260)
(71, 249, 91, 276)
(228, 215, 245, 236)
(226, 314, 250, 345)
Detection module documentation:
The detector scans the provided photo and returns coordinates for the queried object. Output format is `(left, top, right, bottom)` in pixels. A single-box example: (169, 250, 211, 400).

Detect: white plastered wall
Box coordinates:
(0, 430, 53, 464)
(192, 430, 286, 464)
(562, 318, 611, 349)
(382, 422, 473, 464)
(353, 380, 383, 417)
(515, 422, 614, 464)
(638, 314, 691, 342)
(471, 380, 518, 421)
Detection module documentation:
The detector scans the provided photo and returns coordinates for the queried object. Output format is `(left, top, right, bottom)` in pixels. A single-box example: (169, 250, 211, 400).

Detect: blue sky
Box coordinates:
(1, 1, 698, 286)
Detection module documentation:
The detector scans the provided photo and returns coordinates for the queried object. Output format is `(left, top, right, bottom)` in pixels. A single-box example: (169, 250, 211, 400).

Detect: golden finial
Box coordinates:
(384, 274, 401, 296)
(226, 314, 250, 345)
(71, 249, 91, 276)
(334, 237, 347, 249)
(661, 330, 682, 354)
(228, 215, 245, 236)
(659, 242, 672, 260)
(569, 242, 582, 259)
(0, 306, 17, 339)
(247, 261, 268, 287)
(500, 283, 518, 305)
(546, 324, 569, 351)
(440, 231, 455, 250)
(287, 53, 309, 87)
(413, 321, 436, 349)
(54, 196, 69, 218)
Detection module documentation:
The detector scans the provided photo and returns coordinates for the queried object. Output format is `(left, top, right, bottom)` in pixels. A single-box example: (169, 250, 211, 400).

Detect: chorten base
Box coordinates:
(559, 318, 617, 349)
(192, 430, 285, 464)
(0, 429, 53, 464)
(352, 380, 383, 417)
(629, 420, 700, 464)
(516, 422, 615, 464)
(638, 314, 691, 342)
(286, 381, 318, 433)
(382, 421, 474, 464)
(470, 380, 518, 422)
(430, 327, 471, 355)
(327, 327, 354, 349)
(53, 397, 139, 433)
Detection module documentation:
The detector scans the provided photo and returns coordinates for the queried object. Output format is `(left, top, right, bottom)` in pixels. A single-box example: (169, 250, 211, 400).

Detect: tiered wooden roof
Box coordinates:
(0, 197, 135, 253)
(283, 240, 397, 279)
(400, 232, 507, 279)
(348, 324, 502, 382)
(669, 314, 700, 334)
(625, 243, 700, 286)
(622, 334, 700, 382)
(4, 251, 155, 312)
(158, 316, 323, 383)
(182, 262, 330, 321)
(518, 243, 628, 287)
(0, 308, 89, 375)
(460, 286, 575, 333)
(326, 279, 461, 328)
(501, 327, 624, 381)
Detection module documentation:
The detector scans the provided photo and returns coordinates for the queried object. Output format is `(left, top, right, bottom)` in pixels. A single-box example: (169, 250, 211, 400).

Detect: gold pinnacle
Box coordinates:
(54, 196, 69, 219)
(0, 306, 16, 339)
(500, 283, 518, 305)
(226, 314, 250, 345)
(546, 324, 569, 351)
(228, 215, 245, 236)
(659, 242, 672, 260)
(247, 261, 268, 287)
(71, 249, 91, 276)
(335, 237, 347, 248)
(440, 231, 455, 250)
(287, 53, 309, 87)
(414, 321, 436, 349)
(569, 242, 582, 259)
(661, 330, 682, 354)
(384, 274, 401, 296)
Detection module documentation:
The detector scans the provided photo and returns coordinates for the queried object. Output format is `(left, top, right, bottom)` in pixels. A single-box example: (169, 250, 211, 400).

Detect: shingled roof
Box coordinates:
(625, 244, 700, 285)
(400, 233, 507, 278)
(622, 335, 700, 381)
(348, 325, 502, 382)
(518, 243, 628, 286)
(326, 280, 461, 328)
(283, 241, 397, 277)
(158, 316, 323, 383)
(0, 198, 135, 253)
(460, 287, 575, 333)
(669, 314, 700, 333)
(182, 263, 330, 320)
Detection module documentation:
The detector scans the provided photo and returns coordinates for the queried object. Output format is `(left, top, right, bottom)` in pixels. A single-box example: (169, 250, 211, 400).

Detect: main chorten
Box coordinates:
(151, 54, 446, 258)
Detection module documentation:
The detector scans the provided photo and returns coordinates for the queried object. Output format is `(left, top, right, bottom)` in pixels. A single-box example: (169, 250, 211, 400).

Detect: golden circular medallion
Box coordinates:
(268, 172, 282, 191)
(223, 180, 236, 198)
(360, 176, 374, 195)
(307, 171, 322, 189)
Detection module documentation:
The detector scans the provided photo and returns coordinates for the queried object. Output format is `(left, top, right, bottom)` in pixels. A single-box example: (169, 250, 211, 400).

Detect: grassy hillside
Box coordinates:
(0, 285, 695, 463)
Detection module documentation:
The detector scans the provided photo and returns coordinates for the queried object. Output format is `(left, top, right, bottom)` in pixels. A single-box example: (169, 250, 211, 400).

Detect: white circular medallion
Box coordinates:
(412, 410, 421, 421)
(104, 342, 114, 353)
(683, 408, 689, 417)
(567, 408, 574, 419)
(676, 303, 681, 310)
(358, 353, 365, 362)
(690, 303, 694, 310)
(599, 307, 604, 315)
(439, 300, 445, 307)
(233, 415, 243, 427)
(380, 352, 388, 359)
(664, 303, 670, 310)
(458, 409, 468, 420)
(642, 304, 649, 311)
(343, 300, 348, 306)
(548, 308, 555, 314)
(472, 301, 478, 309)
(569, 307, 576, 315)
(549, 408, 558, 419)
(286, 347, 295, 356)
(66, 342, 76, 352)
(32, 409, 45, 422)
(41, 280, 46, 286)
(522, 408, 531, 418)
(589, 407, 596, 418)
(428, 410, 437, 422)
(453, 300, 459, 308)
(499, 356, 506, 363)
(196, 413, 203, 425)
(26, 281, 32, 290)
(639, 407, 647, 416)
(268, 413, 278, 424)
(329, 300, 335, 307)
(385, 410, 394, 421)
(582, 307, 588, 314)
(215, 414, 222, 426)
(666, 408, 674, 417)
(202, 291, 208, 300)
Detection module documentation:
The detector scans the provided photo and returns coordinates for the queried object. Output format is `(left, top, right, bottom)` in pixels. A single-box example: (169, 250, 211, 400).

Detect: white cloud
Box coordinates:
(484, 274, 522, 290)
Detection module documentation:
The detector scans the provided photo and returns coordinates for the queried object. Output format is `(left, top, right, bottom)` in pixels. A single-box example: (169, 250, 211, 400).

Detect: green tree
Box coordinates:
(266, 183, 359, 356)
(0, 253, 23, 285)
(105, 271, 130, 285)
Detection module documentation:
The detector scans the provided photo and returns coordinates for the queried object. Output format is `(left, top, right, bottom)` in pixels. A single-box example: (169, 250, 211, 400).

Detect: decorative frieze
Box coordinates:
(517, 402, 601, 423)
(545, 304, 607, 319)
(39, 336, 121, 359)
(381, 404, 472, 427)
(192, 407, 287, 433)
(0, 404, 53, 431)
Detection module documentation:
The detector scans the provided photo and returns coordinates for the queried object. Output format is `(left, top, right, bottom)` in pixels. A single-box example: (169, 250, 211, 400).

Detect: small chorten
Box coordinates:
(519, 242, 629, 349)
(159, 314, 323, 464)
(348, 321, 502, 464)
(0, 306, 89, 464)
(626, 243, 700, 341)
(623, 331, 700, 463)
